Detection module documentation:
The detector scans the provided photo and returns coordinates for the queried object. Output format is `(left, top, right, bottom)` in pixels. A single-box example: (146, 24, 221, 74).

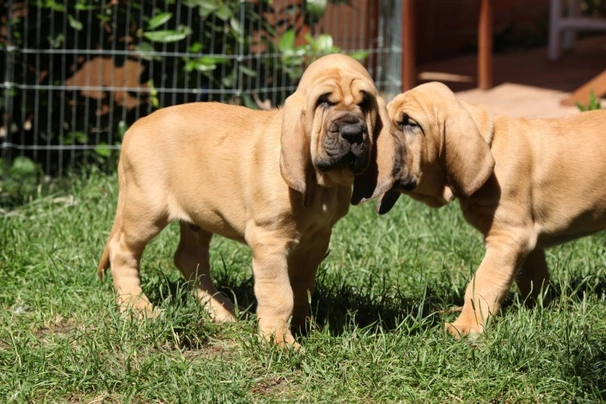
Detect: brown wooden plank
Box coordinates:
(478, 0, 493, 89)
(402, 0, 416, 91)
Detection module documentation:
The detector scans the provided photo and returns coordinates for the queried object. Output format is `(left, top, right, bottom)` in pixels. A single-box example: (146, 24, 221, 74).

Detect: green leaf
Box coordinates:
(96, 13, 110, 23)
(230, 18, 242, 37)
(575, 101, 587, 112)
(189, 42, 202, 53)
(306, 0, 328, 21)
(67, 14, 83, 31)
(347, 51, 369, 61)
(313, 34, 334, 52)
(75, 0, 96, 11)
(48, 33, 65, 48)
(118, 121, 128, 139)
(61, 131, 87, 145)
(148, 80, 160, 109)
(279, 29, 296, 52)
(185, 56, 229, 73)
(241, 94, 258, 109)
(185, 60, 216, 73)
(144, 29, 188, 43)
(215, 4, 233, 21)
(135, 42, 161, 61)
(221, 71, 236, 87)
(147, 12, 173, 30)
(10, 156, 37, 177)
(193, 1, 220, 17)
(38, 0, 64, 12)
(239, 66, 257, 78)
(94, 144, 112, 158)
(576, 91, 603, 112)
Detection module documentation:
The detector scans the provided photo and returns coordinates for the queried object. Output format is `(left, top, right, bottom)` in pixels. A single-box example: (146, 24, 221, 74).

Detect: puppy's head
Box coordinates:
(280, 54, 399, 205)
(379, 81, 495, 214)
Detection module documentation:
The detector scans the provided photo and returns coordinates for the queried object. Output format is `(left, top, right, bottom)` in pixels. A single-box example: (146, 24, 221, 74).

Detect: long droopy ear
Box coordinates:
(351, 96, 399, 205)
(442, 102, 495, 198)
(280, 92, 312, 203)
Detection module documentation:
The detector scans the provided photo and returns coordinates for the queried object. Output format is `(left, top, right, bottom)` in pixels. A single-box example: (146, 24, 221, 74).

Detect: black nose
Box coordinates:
(340, 123, 364, 143)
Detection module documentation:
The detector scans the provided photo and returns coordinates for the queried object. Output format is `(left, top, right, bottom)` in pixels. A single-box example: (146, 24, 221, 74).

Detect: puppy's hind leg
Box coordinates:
(515, 248, 551, 307)
(174, 222, 236, 323)
(106, 199, 168, 318)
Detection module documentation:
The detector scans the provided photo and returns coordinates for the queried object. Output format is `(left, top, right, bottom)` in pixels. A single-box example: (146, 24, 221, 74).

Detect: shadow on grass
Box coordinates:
(564, 331, 606, 401)
(500, 273, 606, 312)
(556, 275, 606, 302)
(307, 282, 451, 336)
(553, 274, 606, 401)
(146, 264, 606, 303)
(141, 268, 605, 398)
(144, 269, 460, 340)
(142, 271, 606, 396)
(144, 268, 606, 337)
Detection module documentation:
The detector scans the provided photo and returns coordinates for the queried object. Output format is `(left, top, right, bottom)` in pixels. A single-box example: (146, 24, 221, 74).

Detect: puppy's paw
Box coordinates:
(258, 323, 302, 351)
(196, 292, 239, 323)
(204, 301, 238, 323)
(287, 341, 304, 352)
(117, 294, 159, 319)
(210, 308, 238, 323)
(263, 335, 305, 353)
(444, 321, 483, 339)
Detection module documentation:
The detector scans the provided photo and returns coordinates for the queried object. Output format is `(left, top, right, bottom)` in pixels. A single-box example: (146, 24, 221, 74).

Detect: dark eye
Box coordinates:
(317, 93, 333, 108)
(397, 113, 419, 131)
(359, 91, 371, 112)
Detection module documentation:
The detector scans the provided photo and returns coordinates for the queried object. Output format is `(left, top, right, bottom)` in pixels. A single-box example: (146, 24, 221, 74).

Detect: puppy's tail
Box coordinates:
(97, 243, 111, 279)
(97, 223, 117, 279)
(98, 179, 123, 279)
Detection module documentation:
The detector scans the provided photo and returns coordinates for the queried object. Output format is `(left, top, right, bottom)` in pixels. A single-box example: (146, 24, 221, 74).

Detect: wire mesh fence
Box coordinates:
(1, 1, 402, 190)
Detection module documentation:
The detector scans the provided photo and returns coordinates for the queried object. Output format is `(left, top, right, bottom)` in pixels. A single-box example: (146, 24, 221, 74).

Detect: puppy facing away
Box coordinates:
(382, 81, 606, 337)
(97, 54, 399, 347)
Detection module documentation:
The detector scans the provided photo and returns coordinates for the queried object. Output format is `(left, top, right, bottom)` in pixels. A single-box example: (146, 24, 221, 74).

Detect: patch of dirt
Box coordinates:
(34, 315, 91, 345)
(181, 340, 232, 360)
(251, 376, 291, 397)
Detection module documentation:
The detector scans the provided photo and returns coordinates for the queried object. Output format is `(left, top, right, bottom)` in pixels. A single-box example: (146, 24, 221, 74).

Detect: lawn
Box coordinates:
(1, 172, 605, 403)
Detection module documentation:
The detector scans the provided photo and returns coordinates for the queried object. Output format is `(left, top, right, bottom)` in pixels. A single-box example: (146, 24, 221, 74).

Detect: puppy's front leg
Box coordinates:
(247, 228, 297, 347)
(446, 232, 534, 337)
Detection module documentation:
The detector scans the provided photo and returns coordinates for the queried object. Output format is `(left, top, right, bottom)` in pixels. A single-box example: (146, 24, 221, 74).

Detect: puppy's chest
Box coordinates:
(299, 205, 348, 238)
(307, 187, 351, 221)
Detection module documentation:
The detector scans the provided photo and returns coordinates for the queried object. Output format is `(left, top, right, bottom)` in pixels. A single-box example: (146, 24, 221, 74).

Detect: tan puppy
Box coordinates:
(97, 54, 399, 347)
(382, 81, 606, 337)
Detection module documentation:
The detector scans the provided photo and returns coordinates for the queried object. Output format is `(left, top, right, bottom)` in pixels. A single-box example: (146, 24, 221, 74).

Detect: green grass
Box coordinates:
(1, 171, 605, 403)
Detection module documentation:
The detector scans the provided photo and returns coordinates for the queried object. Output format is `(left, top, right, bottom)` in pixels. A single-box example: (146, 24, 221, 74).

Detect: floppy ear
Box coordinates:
(442, 102, 495, 198)
(376, 190, 401, 215)
(280, 92, 312, 203)
(351, 96, 399, 205)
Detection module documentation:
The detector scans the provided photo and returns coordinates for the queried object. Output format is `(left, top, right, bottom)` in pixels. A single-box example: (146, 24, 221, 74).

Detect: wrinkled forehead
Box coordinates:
(296, 55, 376, 100)
(299, 54, 372, 84)
(312, 73, 376, 103)
(398, 83, 456, 112)
(389, 91, 431, 119)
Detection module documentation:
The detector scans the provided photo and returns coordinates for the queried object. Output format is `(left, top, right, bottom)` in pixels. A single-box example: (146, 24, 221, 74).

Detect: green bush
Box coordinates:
(0, 156, 39, 207)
